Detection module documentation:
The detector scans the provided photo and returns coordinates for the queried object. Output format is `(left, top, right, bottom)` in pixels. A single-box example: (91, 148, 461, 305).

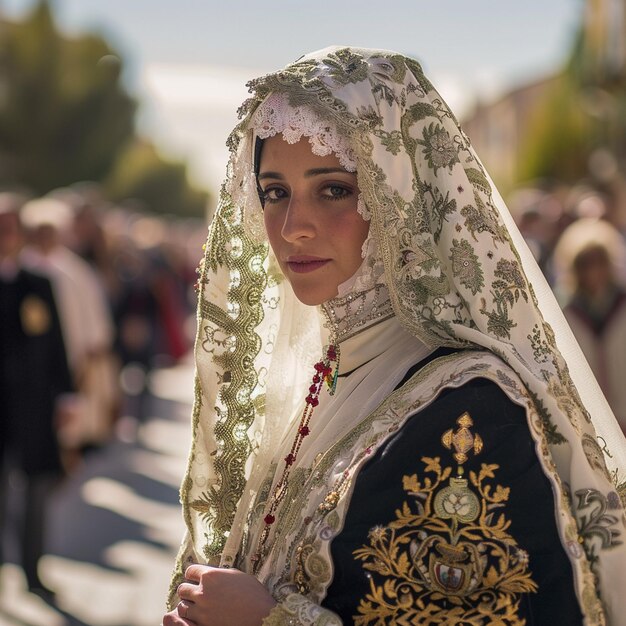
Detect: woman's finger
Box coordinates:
(162, 607, 195, 626)
(177, 601, 193, 621)
(177, 582, 199, 601)
(184, 563, 213, 583)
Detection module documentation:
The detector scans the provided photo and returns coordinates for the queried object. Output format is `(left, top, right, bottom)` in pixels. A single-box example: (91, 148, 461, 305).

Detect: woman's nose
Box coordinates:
(281, 196, 316, 241)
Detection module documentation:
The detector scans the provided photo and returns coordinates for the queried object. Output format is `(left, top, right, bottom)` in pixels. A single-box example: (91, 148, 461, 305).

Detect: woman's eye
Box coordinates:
(261, 187, 288, 204)
(323, 185, 352, 200)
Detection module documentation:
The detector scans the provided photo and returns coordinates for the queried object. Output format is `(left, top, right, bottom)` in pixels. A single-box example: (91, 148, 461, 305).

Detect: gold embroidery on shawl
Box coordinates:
(171, 196, 270, 590)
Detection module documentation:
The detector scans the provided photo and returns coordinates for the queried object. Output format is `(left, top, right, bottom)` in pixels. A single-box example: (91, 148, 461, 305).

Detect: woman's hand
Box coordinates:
(162, 564, 277, 626)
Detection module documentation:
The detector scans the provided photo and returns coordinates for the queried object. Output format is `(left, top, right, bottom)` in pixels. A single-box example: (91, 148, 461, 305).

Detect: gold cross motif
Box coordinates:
(441, 412, 483, 465)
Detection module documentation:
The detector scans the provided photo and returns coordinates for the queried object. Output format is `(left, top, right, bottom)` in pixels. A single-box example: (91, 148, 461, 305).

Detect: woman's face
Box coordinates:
(259, 135, 369, 306)
(574, 245, 613, 296)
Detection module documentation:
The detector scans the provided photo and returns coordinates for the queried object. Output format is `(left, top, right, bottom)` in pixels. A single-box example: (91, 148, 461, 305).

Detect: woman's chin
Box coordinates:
(291, 287, 338, 307)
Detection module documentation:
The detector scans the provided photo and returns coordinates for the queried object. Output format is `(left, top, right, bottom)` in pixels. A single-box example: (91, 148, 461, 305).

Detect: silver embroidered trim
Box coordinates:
(320, 283, 394, 344)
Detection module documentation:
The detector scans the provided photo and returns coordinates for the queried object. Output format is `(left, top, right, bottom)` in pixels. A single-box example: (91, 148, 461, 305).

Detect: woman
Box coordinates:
(164, 47, 626, 625)
(554, 217, 626, 435)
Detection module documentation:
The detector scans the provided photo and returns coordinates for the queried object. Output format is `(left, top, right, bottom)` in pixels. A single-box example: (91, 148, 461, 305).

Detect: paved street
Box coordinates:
(0, 362, 193, 626)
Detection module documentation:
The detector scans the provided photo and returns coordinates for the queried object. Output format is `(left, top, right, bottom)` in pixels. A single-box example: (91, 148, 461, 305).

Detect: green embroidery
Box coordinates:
(375, 129, 404, 155)
(356, 105, 383, 129)
(527, 324, 551, 363)
(405, 56, 436, 93)
(324, 48, 370, 85)
(449, 239, 485, 296)
(463, 166, 491, 196)
(422, 182, 457, 244)
(480, 259, 528, 339)
(576, 488, 623, 568)
(522, 385, 567, 445)
(372, 81, 399, 107)
(460, 194, 507, 244)
(400, 103, 438, 166)
(190, 200, 268, 560)
(383, 54, 409, 83)
(406, 102, 439, 124)
(417, 122, 460, 175)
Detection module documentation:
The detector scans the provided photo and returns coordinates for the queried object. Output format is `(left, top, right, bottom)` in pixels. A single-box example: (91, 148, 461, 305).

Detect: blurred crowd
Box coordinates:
(509, 178, 626, 437)
(0, 184, 203, 596)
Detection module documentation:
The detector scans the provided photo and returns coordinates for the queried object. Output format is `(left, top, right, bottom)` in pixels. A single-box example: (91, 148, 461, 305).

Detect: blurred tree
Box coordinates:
(0, 0, 210, 217)
(516, 3, 626, 186)
(106, 139, 208, 218)
(0, 1, 135, 191)
(516, 71, 595, 184)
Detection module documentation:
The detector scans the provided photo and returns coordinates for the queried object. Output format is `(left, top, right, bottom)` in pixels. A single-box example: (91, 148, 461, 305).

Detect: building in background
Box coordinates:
(462, 0, 626, 216)
(462, 75, 559, 192)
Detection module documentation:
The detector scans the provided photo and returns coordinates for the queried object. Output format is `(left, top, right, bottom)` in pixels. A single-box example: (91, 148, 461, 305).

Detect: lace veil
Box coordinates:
(170, 47, 626, 615)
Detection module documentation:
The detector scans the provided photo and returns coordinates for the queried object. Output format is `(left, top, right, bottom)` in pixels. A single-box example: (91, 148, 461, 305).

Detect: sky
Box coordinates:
(2, 0, 585, 192)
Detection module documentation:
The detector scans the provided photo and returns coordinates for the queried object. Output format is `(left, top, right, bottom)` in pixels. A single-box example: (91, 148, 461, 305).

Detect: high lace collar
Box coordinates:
(319, 283, 394, 346)
(318, 282, 398, 375)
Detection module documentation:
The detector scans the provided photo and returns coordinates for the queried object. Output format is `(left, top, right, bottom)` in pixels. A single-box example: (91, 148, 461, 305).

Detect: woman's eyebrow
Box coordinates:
(304, 167, 352, 177)
(258, 167, 352, 181)
(257, 171, 284, 181)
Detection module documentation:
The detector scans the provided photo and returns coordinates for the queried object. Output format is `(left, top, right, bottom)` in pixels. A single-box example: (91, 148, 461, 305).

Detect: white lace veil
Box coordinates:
(169, 47, 626, 617)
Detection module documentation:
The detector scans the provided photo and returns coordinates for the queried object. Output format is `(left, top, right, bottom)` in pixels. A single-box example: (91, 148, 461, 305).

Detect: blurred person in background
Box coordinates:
(110, 232, 161, 424)
(20, 196, 119, 465)
(554, 217, 626, 434)
(53, 184, 118, 301)
(507, 185, 570, 286)
(110, 214, 191, 426)
(508, 188, 553, 266)
(0, 193, 73, 597)
(567, 188, 610, 221)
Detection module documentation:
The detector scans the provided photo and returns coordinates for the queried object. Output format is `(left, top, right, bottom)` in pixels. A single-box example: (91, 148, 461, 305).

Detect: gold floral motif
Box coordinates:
(352, 455, 536, 625)
(318, 491, 340, 514)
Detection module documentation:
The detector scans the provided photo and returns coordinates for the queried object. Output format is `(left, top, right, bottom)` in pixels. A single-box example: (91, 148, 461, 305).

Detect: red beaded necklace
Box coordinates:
(251, 343, 339, 573)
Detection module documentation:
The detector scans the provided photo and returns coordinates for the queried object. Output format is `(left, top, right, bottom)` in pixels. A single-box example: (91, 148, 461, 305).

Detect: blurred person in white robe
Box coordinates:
(554, 217, 626, 434)
(20, 197, 119, 459)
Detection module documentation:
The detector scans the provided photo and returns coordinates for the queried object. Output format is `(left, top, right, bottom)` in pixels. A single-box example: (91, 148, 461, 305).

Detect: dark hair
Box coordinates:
(254, 137, 266, 209)
(573, 244, 610, 272)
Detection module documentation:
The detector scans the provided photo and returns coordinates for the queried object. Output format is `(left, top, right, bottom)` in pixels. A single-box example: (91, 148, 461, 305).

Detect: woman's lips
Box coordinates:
(286, 256, 331, 273)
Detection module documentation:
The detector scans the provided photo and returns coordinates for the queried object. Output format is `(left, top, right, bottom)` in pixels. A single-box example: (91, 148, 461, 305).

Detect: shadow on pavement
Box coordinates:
(1, 365, 192, 626)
